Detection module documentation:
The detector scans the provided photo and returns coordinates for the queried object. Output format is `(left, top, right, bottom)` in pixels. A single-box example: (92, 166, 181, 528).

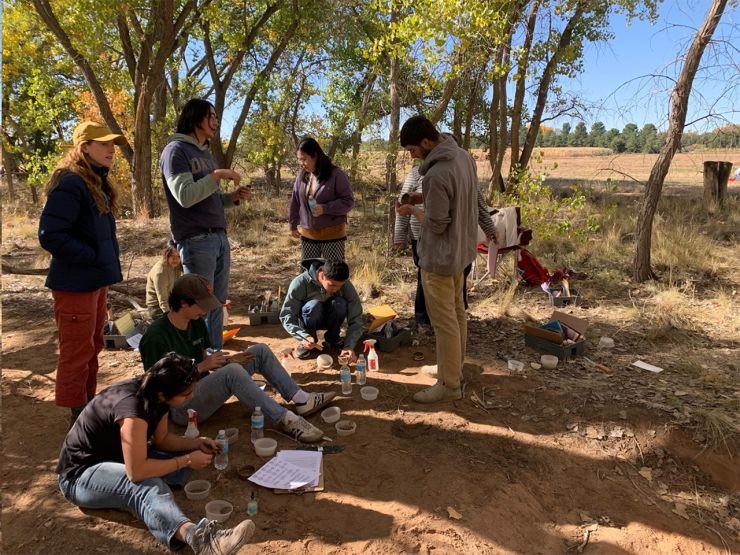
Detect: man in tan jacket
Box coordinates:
(399, 115, 478, 403)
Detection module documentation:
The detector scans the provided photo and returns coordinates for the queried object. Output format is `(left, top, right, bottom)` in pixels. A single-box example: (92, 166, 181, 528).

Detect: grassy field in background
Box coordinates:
(365, 147, 740, 188)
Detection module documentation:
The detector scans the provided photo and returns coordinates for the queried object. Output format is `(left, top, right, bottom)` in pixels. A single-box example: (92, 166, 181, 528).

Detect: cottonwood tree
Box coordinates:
(31, 0, 208, 217)
(633, 0, 729, 282)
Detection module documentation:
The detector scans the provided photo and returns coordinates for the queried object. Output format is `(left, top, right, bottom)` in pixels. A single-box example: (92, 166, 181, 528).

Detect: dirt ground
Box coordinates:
(2, 208, 739, 554)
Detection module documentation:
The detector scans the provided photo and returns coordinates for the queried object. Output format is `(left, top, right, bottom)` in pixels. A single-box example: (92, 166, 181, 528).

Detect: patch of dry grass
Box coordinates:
(637, 284, 697, 339)
(694, 408, 739, 456)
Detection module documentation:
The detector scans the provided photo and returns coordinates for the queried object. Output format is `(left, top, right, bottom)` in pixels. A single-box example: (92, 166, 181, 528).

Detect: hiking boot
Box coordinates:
(412, 383, 462, 404)
(281, 413, 323, 442)
(322, 339, 344, 350)
(295, 391, 337, 417)
(189, 518, 255, 555)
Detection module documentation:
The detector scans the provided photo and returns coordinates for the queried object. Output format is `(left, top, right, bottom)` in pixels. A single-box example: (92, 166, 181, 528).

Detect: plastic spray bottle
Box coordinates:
(183, 409, 199, 438)
(363, 339, 379, 372)
(279, 347, 294, 376)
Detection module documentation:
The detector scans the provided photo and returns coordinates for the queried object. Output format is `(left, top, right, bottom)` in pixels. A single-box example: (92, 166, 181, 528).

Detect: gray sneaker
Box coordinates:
(281, 414, 323, 442)
(190, 518, 255, 555)
(295, 391, 337, 417)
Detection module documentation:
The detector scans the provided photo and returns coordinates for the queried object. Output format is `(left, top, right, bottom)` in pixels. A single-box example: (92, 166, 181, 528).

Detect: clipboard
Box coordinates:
(273, 459, 324, 494)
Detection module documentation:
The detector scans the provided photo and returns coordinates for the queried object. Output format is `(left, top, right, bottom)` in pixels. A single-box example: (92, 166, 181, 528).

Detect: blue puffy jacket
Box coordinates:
(38, 169, 122, 292)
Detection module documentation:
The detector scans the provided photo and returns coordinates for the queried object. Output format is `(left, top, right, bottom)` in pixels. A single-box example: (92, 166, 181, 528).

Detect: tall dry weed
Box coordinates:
(637, 284, 697, 339)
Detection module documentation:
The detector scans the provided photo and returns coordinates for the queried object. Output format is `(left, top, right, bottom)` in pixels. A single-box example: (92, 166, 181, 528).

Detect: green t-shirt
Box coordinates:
(139, 312, 210, 370)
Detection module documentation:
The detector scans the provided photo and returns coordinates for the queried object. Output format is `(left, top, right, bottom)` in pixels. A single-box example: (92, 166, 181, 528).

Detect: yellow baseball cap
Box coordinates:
(72, 121, 127, 146)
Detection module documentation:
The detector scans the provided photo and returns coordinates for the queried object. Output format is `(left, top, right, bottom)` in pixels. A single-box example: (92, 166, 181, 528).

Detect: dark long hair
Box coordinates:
(297, 137, 335, 183)
(138, 352, 198, 414)
(176, 99, 214, 135)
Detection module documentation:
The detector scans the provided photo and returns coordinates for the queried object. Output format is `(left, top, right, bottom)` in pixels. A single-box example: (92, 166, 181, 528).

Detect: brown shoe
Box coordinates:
(413, 383, 462, 403)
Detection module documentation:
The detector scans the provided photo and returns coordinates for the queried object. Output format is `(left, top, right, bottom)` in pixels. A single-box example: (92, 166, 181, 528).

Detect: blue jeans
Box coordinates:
(58, 460, 190, 550)
(301, 297, 347, 346)
(170, 344, 299, 425)
(179, 230, 230, 350)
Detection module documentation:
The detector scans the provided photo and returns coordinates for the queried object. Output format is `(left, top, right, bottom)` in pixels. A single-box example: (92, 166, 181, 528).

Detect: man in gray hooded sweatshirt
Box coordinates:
(160, 98, 250, 350)
(399, 115, 478, 403)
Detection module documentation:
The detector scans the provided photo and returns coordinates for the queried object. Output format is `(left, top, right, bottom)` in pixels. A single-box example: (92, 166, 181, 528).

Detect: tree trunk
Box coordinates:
(519, 4, 584, 171)
(633, 0, 727, 282)
(703, 160, 732, 211)
(349, 74, 377, 182)
(510, 0, 540, 174)
(131, 83, 158, 218)
(386, 54, 400, 192)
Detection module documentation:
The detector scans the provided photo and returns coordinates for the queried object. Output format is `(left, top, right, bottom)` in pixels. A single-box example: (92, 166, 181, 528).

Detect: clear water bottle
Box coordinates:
(340, 362, 352, 395)
(251, 406, 264, 443)
(355, 354, 367, 385)
(214, 430, 228, 470)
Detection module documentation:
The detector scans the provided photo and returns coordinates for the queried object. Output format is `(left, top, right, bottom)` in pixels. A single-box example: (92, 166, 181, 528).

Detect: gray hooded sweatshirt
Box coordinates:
(417, 136, 478, 275)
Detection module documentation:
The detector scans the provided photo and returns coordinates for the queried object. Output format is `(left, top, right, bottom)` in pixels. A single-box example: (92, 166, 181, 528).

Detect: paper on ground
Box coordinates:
(276, 450, 322, 487)
(248, 458, 314, 490)
(127, 333, 142, 350)
(632, 360, 664, 373)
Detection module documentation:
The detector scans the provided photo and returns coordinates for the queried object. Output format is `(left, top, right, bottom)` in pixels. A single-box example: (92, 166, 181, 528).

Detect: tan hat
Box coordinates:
(72, 121, 127, 146)
(172, 274, 222, 312)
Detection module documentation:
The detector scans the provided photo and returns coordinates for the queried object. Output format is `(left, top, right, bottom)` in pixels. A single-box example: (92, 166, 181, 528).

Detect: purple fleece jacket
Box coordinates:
(289, 167, 354, 231)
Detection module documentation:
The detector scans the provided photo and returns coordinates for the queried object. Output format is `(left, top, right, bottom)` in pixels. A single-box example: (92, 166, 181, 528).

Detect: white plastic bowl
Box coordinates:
(224, 427, 239, 445)
(316, 354, 333, 369)
(253, 437, 277, 457)
(360, 386, 379, 401)
(507, 359, 524, 372)
(184, 480, 211, 500)
(205, 500, 233, 523)
(335, 420, 356, 436)
(321, 406, 341, 423)
(540, 355, 559, 369)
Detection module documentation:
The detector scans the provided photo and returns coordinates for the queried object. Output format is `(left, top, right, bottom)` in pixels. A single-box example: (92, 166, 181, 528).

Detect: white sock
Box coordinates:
(292, 390, 310, 404)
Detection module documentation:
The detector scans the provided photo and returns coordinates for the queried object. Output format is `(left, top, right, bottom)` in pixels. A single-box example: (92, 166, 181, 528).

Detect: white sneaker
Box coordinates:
(190, 518, 255, 555)
(281, 413, 323, 442)
(295, 391, 337, 417)
(412, 383, 462, 404)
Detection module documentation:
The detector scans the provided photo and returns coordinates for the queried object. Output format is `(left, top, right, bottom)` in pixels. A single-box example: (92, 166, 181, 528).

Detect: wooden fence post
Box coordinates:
(703, 160, 732, 211)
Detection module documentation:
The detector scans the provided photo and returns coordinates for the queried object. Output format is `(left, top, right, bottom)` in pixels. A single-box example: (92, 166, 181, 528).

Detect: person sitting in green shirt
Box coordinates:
(146, 241, 183, 319)
(139, 274, 335, 442)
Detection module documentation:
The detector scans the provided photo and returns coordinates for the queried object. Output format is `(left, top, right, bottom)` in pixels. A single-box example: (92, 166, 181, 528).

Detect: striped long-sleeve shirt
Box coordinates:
(393, 166, 423, 243)
(394, 165, 497, 244)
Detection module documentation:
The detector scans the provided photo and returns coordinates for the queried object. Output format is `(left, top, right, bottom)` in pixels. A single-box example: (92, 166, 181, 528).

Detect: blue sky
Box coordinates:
(218, 1, 738, 138)
(559, 0, 738, 132)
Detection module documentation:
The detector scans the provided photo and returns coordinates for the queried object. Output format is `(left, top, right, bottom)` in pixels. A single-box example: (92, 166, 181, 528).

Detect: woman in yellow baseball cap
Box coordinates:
(38, 121, 127, 426)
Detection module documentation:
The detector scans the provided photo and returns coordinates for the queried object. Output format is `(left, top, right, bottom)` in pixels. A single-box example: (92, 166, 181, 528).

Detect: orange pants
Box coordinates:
(52, 288, 107, 407)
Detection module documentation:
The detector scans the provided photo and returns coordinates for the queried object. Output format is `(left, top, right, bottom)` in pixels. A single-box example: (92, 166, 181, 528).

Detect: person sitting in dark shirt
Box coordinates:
(57, 352, 254, 555)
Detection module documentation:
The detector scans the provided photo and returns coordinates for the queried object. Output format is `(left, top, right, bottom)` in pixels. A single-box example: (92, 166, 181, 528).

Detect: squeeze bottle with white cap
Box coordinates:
(183, 409, 199, 438)
(363, 339, 379, 372)
(279, 347, 293, 376)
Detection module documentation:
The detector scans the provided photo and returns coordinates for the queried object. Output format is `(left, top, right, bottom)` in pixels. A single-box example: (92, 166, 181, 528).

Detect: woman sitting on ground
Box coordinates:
(146, 242, 183, 319)
(56, 352, 255, 555)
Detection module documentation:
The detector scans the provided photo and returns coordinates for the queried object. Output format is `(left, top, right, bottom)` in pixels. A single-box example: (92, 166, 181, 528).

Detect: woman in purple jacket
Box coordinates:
(289, 138, 354, 261)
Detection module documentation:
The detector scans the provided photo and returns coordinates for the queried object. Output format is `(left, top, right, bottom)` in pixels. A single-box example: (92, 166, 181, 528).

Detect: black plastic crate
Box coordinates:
(547, 286, 581, 307)
(364, 328, 412, 353)
(525, 333, 586, 359)
(246, 311, 280, 325)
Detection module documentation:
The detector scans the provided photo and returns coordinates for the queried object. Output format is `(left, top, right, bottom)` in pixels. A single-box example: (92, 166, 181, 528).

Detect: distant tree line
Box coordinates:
(532, 122, 740, 153)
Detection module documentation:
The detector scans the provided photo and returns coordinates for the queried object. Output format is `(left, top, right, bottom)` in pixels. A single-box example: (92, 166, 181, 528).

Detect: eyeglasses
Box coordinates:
(184, 359, 199, 384)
